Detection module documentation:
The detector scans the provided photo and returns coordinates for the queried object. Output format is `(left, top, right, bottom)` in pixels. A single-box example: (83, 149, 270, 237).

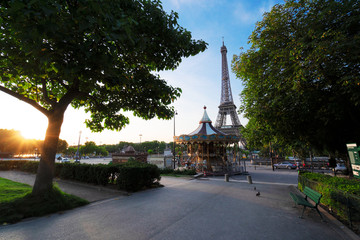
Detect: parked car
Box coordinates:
(335, 163, 347, 173)
(274, 161, 297, 169)
(57, 156, 70, 163)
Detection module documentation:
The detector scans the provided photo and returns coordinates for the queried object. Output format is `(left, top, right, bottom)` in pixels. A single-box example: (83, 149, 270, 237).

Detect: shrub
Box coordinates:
(298, 172, 360, 224)
(1, 160, 161, 192)
(116, 161, 160, 192)
(19, 161, 39, 173)
(0, 160, 30, 171)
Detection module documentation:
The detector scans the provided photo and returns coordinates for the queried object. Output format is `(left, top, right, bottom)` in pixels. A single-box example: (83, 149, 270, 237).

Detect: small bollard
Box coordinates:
(225, 174, 229, 182)
(247, 175, 253, 184)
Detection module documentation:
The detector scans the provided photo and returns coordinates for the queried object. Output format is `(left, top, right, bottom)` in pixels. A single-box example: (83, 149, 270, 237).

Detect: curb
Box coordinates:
(318, 204, 360, 240)
(54, 178, 129, 196)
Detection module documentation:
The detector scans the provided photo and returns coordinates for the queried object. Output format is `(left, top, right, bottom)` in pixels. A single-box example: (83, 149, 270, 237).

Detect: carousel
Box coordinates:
(174, 106, 243, 175)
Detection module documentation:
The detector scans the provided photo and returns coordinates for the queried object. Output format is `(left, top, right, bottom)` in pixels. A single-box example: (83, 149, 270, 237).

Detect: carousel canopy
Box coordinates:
(188, 106, 226, 136)
(174, 106, 240, 143)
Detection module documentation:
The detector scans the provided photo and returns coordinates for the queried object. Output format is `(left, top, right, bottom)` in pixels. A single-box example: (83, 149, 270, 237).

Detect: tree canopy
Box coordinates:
(80, 141, 108, 157)
(0, 0, 206, 194)
(0, 0, 206, 130)
(233, 0, 360, 156)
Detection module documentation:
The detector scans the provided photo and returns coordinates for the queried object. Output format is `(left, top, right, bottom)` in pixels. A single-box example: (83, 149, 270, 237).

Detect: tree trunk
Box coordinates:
(32, 109, 64, 195)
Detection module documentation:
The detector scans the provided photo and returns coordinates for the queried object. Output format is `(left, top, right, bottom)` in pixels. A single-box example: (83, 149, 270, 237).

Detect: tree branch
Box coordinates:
(0, 85, 49, 116)
(41, 78, 57, 106)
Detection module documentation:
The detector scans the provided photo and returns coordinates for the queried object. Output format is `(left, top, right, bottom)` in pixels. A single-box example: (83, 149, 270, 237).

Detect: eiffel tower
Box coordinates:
(215, 40, 245, 145)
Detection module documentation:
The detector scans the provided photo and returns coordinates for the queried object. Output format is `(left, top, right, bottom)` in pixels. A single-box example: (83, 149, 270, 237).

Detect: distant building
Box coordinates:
(112, 146, 147, 164)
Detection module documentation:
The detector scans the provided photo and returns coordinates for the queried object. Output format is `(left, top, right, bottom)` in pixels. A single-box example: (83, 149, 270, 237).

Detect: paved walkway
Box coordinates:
(0, 169, 359, 240)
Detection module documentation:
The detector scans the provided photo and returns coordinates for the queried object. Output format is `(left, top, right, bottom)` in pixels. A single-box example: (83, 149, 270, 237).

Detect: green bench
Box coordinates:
(289, 186, 324, 221)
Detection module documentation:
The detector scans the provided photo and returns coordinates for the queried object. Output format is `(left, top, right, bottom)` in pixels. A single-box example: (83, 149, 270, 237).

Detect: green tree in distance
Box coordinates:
(233, 0, 360, 157)
(81, 141, 98, 156)
(0, 0, 206, 195)
(57, 139, 68, 154)
(80, 141, 109, 157)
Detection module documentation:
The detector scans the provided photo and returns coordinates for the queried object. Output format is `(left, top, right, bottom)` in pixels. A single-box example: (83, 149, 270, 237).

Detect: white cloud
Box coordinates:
(232, 0, 278, 25)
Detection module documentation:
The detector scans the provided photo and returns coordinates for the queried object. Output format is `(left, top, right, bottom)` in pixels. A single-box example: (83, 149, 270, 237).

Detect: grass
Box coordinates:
(0, 177, 32, 202)
(0, 177, 89, 225)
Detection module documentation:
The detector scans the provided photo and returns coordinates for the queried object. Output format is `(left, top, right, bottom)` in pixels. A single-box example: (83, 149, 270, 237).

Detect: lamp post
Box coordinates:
(34, 148, 38, 161)
(173, 110, 177, 169)
(75, 131, 82, 163)
(139, 134, 142, 152)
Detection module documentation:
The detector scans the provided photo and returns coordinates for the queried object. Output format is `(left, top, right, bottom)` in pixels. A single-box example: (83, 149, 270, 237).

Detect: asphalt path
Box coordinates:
(0, 166, 351, 240)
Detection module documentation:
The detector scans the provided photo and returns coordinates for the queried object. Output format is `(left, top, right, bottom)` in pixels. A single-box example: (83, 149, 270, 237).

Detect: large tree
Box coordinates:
(233, 0, 360, 156)
(0, 0, 206, 195)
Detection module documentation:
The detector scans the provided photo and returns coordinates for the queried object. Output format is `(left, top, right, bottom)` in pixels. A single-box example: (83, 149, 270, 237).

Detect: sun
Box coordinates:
(1, 94, 48, 140)
(18, 112, 48, 140)
(20, 125, 47, 140)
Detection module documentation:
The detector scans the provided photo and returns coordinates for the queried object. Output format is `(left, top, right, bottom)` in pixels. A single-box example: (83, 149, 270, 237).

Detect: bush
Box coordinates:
(298, 172, 360, 225)
(299, 172, 360, 195)
(19, 161, 39, 173)
(0, 160, 34, 171)
(116, 161, 160, 192)
(1, 160, 161, 192)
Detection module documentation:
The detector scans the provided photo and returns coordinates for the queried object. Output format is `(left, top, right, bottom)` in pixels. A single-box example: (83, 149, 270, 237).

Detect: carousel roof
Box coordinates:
(174, 106, 240, 143)
(188, 106, 226, 136)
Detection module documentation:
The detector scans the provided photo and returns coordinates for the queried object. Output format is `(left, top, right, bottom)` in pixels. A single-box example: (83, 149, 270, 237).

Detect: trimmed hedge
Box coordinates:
(116, 161, 160, 191)
(298, 172, 360, 226)
(0, 160, 39, 173)
(0, 160, 160, 192)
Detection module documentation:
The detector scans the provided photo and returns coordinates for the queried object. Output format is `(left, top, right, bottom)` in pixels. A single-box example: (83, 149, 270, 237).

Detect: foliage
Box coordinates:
(0, 160, 39, 172)
(0, 0, 206, 194)
(115, 161, 161, 192)
(57, 139, 68, 153)
(79, 141, 109, 157)
(0, 160, 160, 192)
(233, 0, 360, 155)
(0, 183, 88, 224)
(0, 0, 206, 130)
(299, 172, 360, 195)
(298, 172, 360, 224)
(104, 141, 167, 154)
(64, 146, 77, 156)
(58, 163, 118, 185)
(80, 141, 98, 155)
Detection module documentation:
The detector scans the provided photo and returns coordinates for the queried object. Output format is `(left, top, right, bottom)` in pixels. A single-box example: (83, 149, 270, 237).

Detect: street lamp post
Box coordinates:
(173, 110, 177, 169)
(139, 134, 142, 152)
(75, 131, 82, 163)
(34, 148, 38, 161)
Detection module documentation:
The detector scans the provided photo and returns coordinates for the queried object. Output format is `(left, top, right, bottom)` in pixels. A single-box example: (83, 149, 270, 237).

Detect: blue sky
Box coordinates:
(0, 0, 284, 145)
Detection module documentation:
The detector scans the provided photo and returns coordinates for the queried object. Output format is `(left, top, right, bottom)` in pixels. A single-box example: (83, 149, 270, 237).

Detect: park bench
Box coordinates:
(289, 186, 324, 221)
